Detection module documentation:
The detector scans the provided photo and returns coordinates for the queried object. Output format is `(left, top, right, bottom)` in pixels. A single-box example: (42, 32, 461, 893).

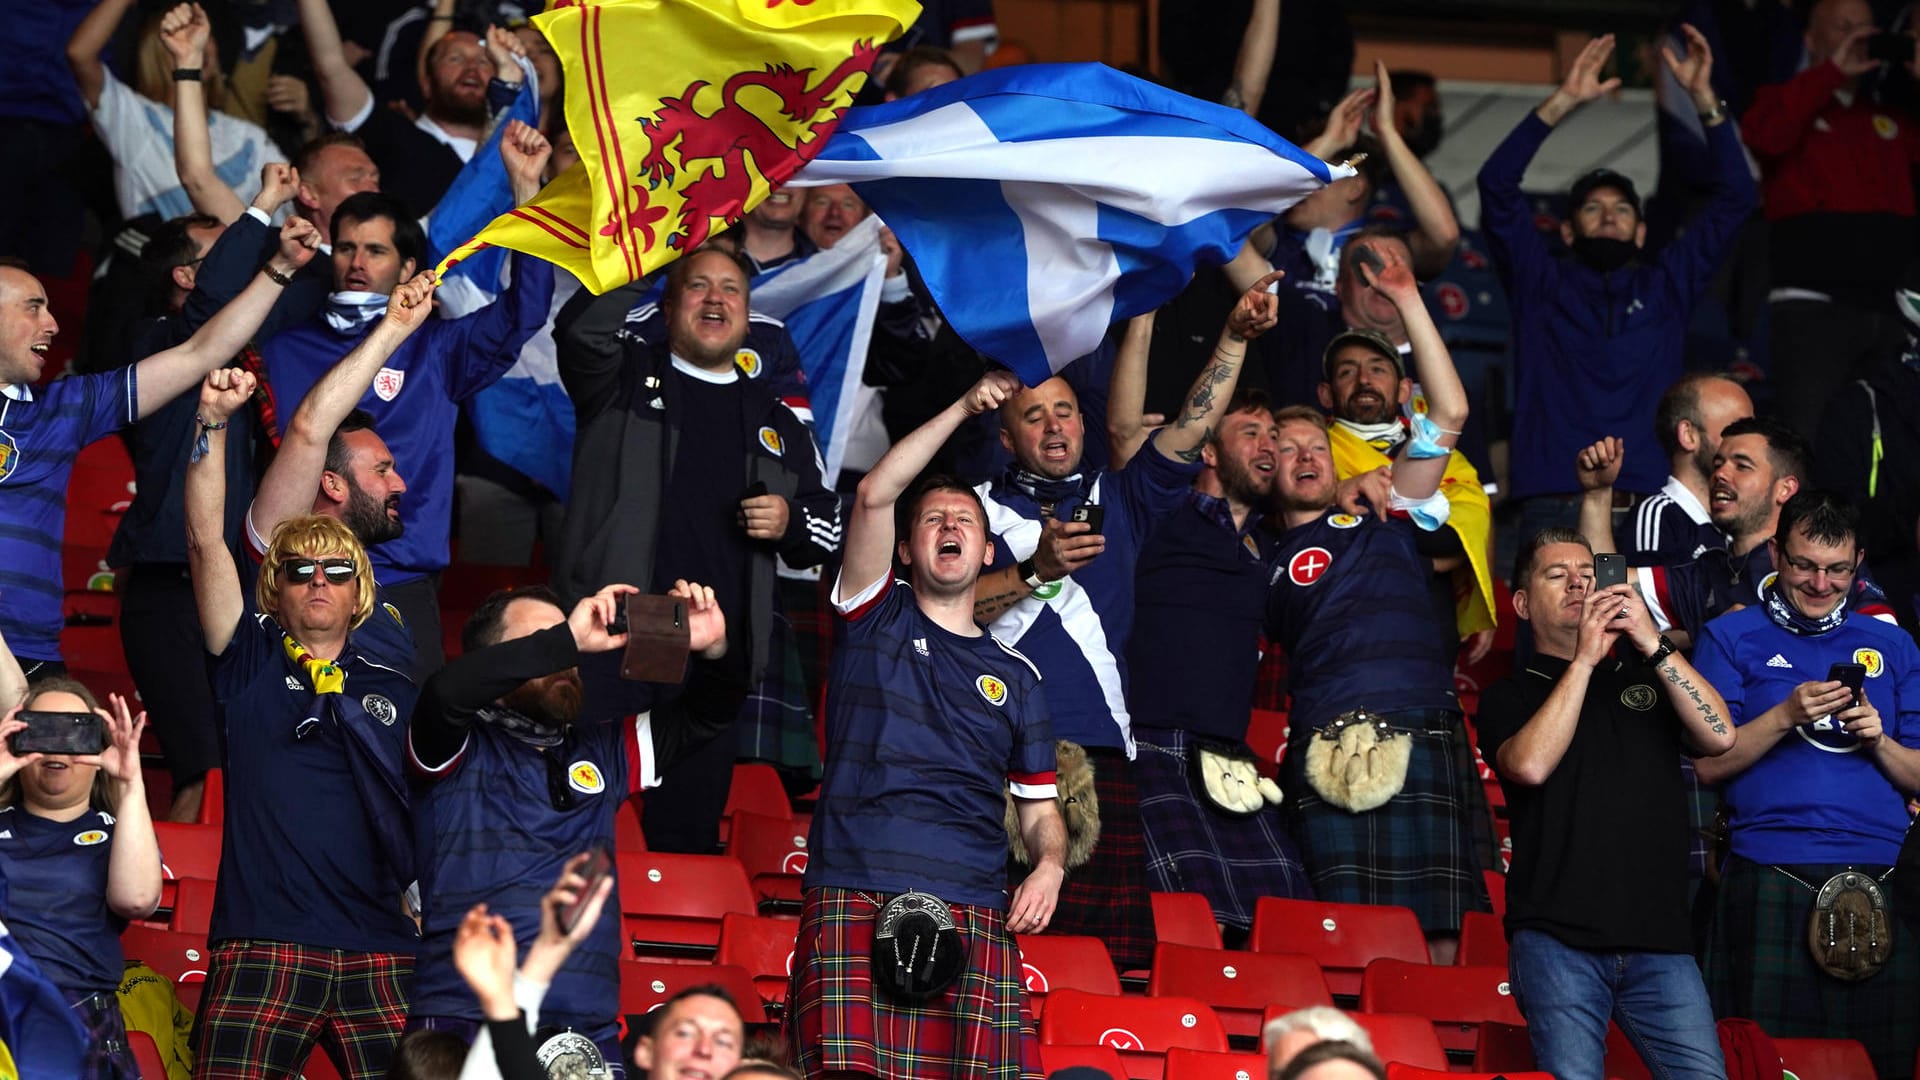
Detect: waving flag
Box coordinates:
(790, 63, 1348, 384)
(434, 0, 921, 290)
(751, 215, 889, 485)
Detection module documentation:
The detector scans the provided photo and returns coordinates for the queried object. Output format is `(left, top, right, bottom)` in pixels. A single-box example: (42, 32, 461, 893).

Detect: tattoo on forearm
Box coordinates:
(974, 587, 1023, 617)
(1177, 360, 1236, 429)
(1174, 429, 1211, 463)
(1662, 664, 1728, 735)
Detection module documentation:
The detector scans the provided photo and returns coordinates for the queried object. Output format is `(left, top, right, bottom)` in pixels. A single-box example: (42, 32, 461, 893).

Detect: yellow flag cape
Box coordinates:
(1329, 424, 1497, 636)
(435, 0, 920, 290)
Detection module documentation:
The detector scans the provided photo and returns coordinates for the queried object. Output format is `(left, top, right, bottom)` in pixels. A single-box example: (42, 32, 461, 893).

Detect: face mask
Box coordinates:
(1571, 235, 1638, 273)
(1403, 116, 1442, 159)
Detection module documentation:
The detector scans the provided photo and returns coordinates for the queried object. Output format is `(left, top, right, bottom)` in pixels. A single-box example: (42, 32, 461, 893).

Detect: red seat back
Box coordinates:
(1147, 943, 1331, 1041)
(1358, 958, 1524, 1055)
(1456, 910, 1508, 966)
(1775, 1037, 1877, 1080)
(1038, 1043, 1130, 1078)
(129, 1030, 171, 1080)
(617, 852, 757, 960)
(1150, 891, 1223, 951)
(1388, 1067, 1552, 1080)
(154, 822, 223, 882)
(617, 959, 767, 1029)
(1248, 897, 1428, 997)
(725, 810, 808, 911)
(1015, 933, 1120, 1016)
(1245, 709, 1290, 776)
(1163, 1047, 1270, 1080)
(120, 924, 212, 985)
(1039, 989, 1227, 1080)
(718, 763, 790, 845)
(194, 768, 224, 826)
(1352, 1011, 1452, 1070)
(170, 877, 216, 937)
(714, 911, 799, 1008)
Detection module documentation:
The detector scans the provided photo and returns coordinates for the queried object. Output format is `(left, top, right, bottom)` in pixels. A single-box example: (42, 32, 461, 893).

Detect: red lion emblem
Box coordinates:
(637, 41, 876, 252)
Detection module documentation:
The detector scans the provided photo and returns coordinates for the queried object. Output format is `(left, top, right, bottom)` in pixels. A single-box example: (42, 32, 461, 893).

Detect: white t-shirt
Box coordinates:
(91, 68, 287, 220)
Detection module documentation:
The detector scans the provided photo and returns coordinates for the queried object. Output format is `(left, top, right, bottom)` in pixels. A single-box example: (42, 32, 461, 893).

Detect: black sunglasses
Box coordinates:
(284, 558, 356, 586)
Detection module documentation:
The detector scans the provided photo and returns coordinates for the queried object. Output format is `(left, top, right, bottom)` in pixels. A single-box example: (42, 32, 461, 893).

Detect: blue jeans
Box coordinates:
(1507, 929, 1725, 1080)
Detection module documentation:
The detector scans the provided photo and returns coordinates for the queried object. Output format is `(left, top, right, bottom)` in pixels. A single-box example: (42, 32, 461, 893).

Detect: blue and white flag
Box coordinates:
(791, 63, 1346, 384)
(0, 914, 88, 1076)
(750, 215, 888, 486)
(427, 59, 541, 298)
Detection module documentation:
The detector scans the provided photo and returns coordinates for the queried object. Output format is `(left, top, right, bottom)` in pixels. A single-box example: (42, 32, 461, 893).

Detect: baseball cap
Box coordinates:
(1567, 168, 1643, 216)
(1321, 327, 1406, 382)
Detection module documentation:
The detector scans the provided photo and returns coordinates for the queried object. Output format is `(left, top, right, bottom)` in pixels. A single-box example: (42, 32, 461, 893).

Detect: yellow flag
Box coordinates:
(436, 0, 920, 291)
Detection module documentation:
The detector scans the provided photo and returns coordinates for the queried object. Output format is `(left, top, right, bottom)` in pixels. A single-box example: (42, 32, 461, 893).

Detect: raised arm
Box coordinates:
(415, 0, 459, 94)
(1574, 437, 1625, 557)
(1361, 257, 1464, 502)
(1535, 33, 1622, 128)
(1156, 270, 1283, 463)
(95, 693, 162, 919)
(160, 3, 247, 224)
(186, 370, 257, 655)
(1222, 0, 1279, 116)
(1104, 312, 1162, 471)
(250, 272, 440, 541)
(1494, 587, 1622, 785)
(1368, 60, 1459, 277)
(1741, 30, 1871, 159)
(553, 278, 654, 421)
(66, 0, 138, 110)
(134, 217, 320, 418)
(296, 0, 374, 127)
(843, 370, 1023, 599)
(1657, 24, 1758, 293)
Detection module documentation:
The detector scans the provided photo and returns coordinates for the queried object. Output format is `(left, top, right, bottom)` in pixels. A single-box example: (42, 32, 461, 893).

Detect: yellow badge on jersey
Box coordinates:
(1874, 114, 1900, 140)
(734, 348, 763, 378)
(1327, 513, 1361, 529)
(0, 432, 16, 483)
(383, 602, 405, 628)
(1856, 648, 1885, 678)
(758, 426, 784, 456)
(976, 674, 1008, 707)
(567, 761, 606, 795)
(74, 830, 109, 846)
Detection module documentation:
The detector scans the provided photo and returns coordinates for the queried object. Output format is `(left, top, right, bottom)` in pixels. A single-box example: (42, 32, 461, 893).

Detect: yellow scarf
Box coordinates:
(283, 635, 346, 694)
(1328, 424, 1497, 636)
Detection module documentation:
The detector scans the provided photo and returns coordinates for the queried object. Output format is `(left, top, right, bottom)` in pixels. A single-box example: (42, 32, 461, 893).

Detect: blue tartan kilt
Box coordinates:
(1134, 725, 1314, 930)
(1280, 709, 1490, 934)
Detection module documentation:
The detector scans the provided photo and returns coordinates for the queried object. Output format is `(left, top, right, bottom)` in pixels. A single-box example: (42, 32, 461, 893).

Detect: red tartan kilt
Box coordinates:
(788, 887, 1042, 1080)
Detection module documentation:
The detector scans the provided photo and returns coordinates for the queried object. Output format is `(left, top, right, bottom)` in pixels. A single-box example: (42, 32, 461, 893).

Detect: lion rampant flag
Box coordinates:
(433, 0, 920, 292)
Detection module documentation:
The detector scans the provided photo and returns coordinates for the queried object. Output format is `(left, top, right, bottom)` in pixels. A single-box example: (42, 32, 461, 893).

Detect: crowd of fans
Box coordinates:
(2, 0, 1919, 1078)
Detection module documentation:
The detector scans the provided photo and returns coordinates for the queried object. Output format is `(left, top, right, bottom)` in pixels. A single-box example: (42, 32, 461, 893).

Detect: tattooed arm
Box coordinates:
(1609, 582, 1735, 756)
(1154, 270, 1285, 464)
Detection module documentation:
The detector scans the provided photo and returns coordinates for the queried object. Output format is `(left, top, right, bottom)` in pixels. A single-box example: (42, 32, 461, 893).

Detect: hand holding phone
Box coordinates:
(9, 711, 106, 756)
(1069, 503, 1105, 535)
(619, 593, 691, 683)
(1828, 662, 1868, 709)
(556, 847, 613, 937)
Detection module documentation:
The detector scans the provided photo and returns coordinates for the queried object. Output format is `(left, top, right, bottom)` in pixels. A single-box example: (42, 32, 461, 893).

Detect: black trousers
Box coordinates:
(119, 564, 222, 787)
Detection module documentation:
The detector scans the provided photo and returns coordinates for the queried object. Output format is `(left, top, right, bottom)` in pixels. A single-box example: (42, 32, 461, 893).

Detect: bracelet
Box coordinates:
(1639, 634, 1677, 667)
(1699, 100, 1727, 125)
(194, 415, 228, 432)
(264, 264, 295, 287)
(172, 68, 203, 82)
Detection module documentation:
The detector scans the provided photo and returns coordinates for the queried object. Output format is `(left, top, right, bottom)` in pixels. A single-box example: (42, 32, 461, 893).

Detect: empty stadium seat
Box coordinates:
(129, 1030, 169, 1080)
(1248, 897, 1428, 998)
(1146, 942, 1331, 1042)
(154, 821, 222, 882)
(1358, 958, 1523, 1056)
(1259, 1006, 1450, 1070)
(614, 798, 647, 854)
(1456, 911, 1508, 967)
(617, 959, 768, 1028)
(718, 763, 791, 845)
(714, 911, 800, 1010)
(1472, 1019, 1534, 1072)
(1150, 891, 1223, 951)
(1775, 1037, 1876, 1080)
(1015, 934, 1120, 1016)
(1163, 1047, 1269, 1080)
(120, 924, 212, 985)
(1037, 1043, 1131, 1078)
(1039, 989, 1228, 1080)
(170, 877, 216, 937)
(617, 852, 757, 960)
(725, 809, 808, 913)
(194, 768, 224, 826)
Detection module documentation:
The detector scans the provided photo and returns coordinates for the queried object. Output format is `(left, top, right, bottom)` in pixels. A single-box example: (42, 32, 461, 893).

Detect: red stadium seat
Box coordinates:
(64, 435, 134, 550)
(1150, 892, 1223, 951)
(1146, 943, 1331, 1042)
(725, 810, 808, 913)
(1163, 1047, 1269, 1079)
(617, 852, 757, 960)
(1472, 1019, 1535, 1072)
(718, 763, 790, 846)
(1015, 934, 1120, 1016)
(120, 924, 212, 985)
(1775, 1037, 1876, 1080)
(194, 768, 224, 826)
(714, 912, 800, 1009)
(129, 1030, 169, 1080)
(1248, 897, 1428, 998)
(154, 822, 222, 882)
(1245, 709, 1290, 776)
(170, 877, 216, 937)
(300, 1049, 345, 1080)
(1603, 1022, 1652, 1080)
(1456, 911, 1508, 967)
(1039, 989, 1228, 1080)
(614, 797, 647, 854)
(617, 959, 767, 1029)
(1358, 958, 1524, 1056)
(1038, 1043, 1131, 1078)
(1387, 1067, 1551, 1080)
(1259, 1007, 1450, 1070)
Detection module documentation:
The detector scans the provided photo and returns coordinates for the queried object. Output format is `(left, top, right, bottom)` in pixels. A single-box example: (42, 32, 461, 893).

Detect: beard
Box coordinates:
(1216, 451, 1274, 506)
(502, 670, 584, 726)
(342, 481, 404, 546)
(1334, 388, 1398, 425)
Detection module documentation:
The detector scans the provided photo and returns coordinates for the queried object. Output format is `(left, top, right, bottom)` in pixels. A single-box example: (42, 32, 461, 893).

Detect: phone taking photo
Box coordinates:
(1593, 552, 1626, 591)
(557, 847, 614, 936)
(9, 711, 105, 756)
(1069, 503, 1105, 535)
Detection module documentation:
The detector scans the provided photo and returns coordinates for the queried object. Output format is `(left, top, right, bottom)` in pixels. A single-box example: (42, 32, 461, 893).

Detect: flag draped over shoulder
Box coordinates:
(789, 63, 1349, 385)
(750, 215, 889, 486)
(434, 0, 921, 290)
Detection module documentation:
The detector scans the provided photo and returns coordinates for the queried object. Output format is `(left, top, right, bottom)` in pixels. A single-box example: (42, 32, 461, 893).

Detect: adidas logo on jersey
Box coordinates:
(1767, 654, 1792, 669)
(286, 675, 304, 691)
(913, 638, 929, 657)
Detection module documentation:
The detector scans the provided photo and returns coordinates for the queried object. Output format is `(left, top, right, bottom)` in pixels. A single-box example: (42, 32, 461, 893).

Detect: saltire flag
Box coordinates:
(433, 0, 921, 290)
(0, 915, 88, 1078)
(426, 57, 542, 301)
(788, 62, 1349, 385)
(749, 214, 888, 486)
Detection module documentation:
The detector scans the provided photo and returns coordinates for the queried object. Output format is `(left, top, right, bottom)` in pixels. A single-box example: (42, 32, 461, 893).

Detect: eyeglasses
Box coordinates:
(1780, 552, 1857, 579)
(283, 558, 356, 586)
(544, 750, 577, 813)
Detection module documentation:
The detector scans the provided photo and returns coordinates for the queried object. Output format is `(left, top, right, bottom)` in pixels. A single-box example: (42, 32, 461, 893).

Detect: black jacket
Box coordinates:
(1816, 347, 1920, 632)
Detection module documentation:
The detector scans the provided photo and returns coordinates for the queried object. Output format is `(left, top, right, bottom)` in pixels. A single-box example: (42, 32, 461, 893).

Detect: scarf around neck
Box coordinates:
(1335, 417, 1405, 453)
(1001, 465, 1087, 511)
(475, 704, 567, 749)
(324, 290, 388, 334)
(1761, 577, 1849, 637)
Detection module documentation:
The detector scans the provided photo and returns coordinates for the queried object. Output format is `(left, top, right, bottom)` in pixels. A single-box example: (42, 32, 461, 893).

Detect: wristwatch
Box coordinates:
(1018, 556, 1047, 590)
(1699, 99, 1727, 125)
(1639, 635, 1676, 667)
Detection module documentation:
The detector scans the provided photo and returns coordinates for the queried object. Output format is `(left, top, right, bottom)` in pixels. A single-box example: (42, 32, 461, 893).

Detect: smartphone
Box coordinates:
(1828, 662, 1868, 708)
(1352, 244, 1386, 281)
(1593, 552, 1626, 590)
(1069, 503, 1106, 535)
(9, 711, 105, 756)
(619, 593, 691, 683)
(1869, 31, 1913, 64)
(557, 847, 614, 936)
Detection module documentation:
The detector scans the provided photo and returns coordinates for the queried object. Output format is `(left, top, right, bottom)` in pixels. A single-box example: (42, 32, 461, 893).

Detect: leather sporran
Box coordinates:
(1303, 710, 1410, 813)
(1005, 739, 1100, 869)
(1808, 870, 1893, 981)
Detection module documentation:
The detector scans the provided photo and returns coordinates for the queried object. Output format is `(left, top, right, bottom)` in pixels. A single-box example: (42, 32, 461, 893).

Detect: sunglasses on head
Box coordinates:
(284, 558, 356, 586)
